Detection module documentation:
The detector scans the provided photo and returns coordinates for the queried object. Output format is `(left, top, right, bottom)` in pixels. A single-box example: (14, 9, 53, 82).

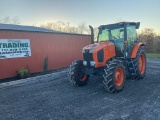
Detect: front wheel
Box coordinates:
(103, 60, 126, 93)
(68, 60, 89, 86)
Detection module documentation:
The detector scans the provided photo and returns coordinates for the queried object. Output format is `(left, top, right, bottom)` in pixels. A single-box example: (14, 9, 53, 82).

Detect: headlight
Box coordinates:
(83, 61, 87, 66)
(89, 49, 95, 53)
(90, 61, 96, 66)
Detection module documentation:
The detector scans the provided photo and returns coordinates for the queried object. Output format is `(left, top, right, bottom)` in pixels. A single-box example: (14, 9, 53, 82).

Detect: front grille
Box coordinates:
(83, 52, 93, 67)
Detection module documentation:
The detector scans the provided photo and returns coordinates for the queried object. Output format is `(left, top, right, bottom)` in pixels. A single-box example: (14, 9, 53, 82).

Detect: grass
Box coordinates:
(146, 53, 160, 58)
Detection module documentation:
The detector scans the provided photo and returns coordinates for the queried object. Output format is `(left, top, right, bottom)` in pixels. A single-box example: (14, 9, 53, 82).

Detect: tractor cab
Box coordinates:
(98, 22, 140, 57)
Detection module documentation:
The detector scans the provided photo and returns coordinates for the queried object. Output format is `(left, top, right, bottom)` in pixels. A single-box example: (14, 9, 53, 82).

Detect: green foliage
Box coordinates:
(43, 56, 48, 72)
(146, 53, 160, 58)
(17, 68, 29, 77)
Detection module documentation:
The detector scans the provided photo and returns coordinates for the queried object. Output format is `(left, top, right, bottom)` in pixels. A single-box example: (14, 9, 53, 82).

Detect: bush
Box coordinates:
(17, 68, 30, 79)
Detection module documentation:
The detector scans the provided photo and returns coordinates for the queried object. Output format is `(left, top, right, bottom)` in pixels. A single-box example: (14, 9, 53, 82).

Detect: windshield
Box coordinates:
(98, 28, 124, 42)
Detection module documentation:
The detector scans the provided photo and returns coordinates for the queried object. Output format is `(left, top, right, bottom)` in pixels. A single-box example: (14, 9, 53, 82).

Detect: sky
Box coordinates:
(0, 0, 160, 33)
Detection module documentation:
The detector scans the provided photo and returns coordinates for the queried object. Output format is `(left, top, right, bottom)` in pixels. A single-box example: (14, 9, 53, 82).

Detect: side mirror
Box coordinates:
(99, 28, 102, 34)
(136, 22, 140, 29)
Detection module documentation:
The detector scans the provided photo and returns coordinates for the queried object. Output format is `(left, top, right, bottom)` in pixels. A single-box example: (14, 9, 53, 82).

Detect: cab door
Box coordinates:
(126, 25, 138, 57)
(111, 28, 125, 57)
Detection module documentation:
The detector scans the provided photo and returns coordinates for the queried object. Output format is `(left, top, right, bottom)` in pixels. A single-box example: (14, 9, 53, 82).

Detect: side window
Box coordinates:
(98, 29, 109, 41)
(127, 25, 137, 46)
(111, 28, 124, 40)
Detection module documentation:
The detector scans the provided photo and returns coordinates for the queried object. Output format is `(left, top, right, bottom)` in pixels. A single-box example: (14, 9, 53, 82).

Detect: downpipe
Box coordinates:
(89, 25, 94, 44)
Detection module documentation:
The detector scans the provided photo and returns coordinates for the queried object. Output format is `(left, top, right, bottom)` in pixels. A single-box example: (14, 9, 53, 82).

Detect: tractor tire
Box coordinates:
(130, 47, 146, 80)
(103, 59, 126, 93)
(68, 60, 89, 86)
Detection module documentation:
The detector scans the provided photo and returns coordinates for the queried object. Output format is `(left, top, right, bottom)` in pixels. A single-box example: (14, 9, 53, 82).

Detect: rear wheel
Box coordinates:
(130, 47, 146, 79)
(103, 60, 126, 93)
(68, 60, 89, 86)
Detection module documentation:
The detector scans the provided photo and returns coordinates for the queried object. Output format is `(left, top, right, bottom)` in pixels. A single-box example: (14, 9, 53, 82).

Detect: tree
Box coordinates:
(39, 21, 101, 41)
(40, 21, 71, 32)
(40, 21, 91, 34)
(93, 27, 99, 41)
(40, 23, 53, 29)
(12, 17, 21, 24)
(154, 36, 160, 53)
(139, 28, 155, 53)
(63, 22, 70, 32)
(2, 16, 11, 24)
(77, 22, 87, 34)
(0, 16, 20, 24)
(68, 26, 78, 33)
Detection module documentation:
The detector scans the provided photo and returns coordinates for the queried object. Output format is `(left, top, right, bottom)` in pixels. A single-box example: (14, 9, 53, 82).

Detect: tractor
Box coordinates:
(68, 22, 146, 93)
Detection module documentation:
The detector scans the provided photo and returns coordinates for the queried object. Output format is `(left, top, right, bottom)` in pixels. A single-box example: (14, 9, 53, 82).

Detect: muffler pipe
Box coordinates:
(89, 25, 94, 44)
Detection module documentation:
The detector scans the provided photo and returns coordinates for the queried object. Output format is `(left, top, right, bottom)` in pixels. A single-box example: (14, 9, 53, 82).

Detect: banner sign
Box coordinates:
(0, 39, 31, 59)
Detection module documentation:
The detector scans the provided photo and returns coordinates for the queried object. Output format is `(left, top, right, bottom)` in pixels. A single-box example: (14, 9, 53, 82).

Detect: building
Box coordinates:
(0, 24, 91, 79)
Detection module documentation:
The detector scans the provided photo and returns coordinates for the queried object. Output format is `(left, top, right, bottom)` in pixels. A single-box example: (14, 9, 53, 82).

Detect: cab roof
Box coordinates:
(98, 22, 140, 29)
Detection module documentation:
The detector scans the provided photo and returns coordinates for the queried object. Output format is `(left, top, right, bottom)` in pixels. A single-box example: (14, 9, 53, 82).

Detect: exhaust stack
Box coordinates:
(89, 25, 94, 44)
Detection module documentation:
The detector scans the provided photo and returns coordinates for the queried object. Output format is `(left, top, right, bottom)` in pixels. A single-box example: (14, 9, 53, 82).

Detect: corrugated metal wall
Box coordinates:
(0, 31, 91, 79)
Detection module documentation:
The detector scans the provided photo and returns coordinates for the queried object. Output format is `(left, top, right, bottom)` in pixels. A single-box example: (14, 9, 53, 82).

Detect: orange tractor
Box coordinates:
(68, 22, 146, 93)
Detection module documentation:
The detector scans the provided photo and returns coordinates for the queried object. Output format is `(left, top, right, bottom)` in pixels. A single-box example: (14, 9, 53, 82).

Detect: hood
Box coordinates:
(82, 41, 114, 53)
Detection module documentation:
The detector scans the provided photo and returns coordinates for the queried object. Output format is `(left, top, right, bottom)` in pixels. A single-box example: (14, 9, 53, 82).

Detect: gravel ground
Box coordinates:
(0, 58, 160, 120)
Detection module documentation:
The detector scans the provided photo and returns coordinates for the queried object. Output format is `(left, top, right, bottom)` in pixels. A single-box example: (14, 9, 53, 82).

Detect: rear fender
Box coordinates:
(130, 43, 145, 58)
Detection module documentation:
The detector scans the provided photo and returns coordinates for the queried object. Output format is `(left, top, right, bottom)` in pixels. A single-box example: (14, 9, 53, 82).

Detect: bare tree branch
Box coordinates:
(0, 16, 20, 24)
